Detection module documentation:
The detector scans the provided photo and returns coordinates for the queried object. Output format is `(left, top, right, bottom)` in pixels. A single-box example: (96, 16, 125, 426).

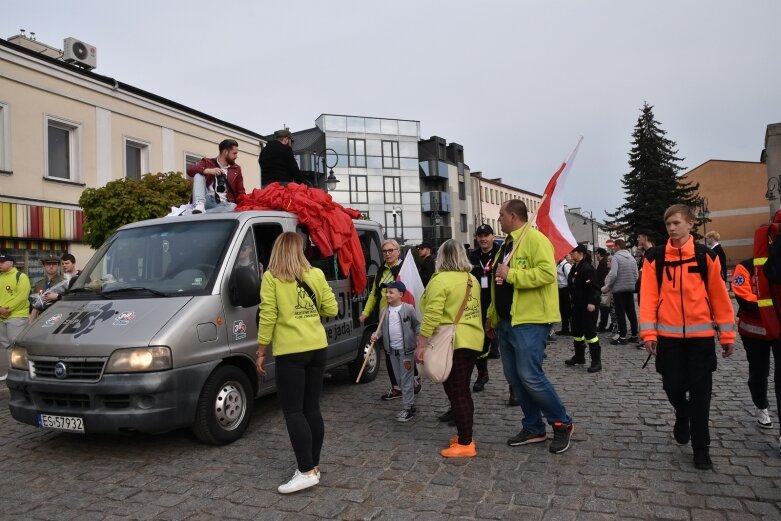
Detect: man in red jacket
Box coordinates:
(186, 139, 246, 213)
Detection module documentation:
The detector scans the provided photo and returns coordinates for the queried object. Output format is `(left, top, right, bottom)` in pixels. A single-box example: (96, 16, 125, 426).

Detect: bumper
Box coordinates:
(7, 361, 219, 435)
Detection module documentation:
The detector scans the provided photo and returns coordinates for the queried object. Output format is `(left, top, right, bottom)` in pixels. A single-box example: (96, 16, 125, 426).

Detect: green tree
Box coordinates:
(79, 172, 190, 249)
(605, 102, 703, 246)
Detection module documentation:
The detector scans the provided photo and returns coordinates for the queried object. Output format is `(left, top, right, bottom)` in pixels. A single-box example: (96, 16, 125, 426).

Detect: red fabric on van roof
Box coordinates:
(235, 183, 368, 294)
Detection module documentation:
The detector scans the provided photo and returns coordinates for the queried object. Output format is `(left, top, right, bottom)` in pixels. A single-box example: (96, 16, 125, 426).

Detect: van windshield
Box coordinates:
(70, 220, 236, 297)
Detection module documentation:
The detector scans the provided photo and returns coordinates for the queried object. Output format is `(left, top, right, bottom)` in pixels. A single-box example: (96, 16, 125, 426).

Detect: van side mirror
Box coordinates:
(229, 267, 260, 308)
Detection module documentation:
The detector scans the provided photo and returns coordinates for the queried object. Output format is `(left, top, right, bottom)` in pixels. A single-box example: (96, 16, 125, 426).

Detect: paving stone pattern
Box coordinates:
(0, 329, 779, 520)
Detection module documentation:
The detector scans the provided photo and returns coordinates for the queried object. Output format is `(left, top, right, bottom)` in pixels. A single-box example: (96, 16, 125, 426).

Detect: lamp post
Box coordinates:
(313, 148, 340, 191)
(696, 197, 710, 237)
(391, 206, 402, 241)
(582, 210, 597, 263)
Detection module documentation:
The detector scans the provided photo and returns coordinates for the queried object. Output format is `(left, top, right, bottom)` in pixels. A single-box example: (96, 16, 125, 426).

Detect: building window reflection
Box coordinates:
(348, 138, 366, 168)
(382, 140, 400, 169)
(349, 175, 368, 204)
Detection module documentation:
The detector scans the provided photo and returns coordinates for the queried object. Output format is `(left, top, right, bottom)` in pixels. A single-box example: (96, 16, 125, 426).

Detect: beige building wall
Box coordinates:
(470, 172, 542, 239)
(682, 160, 767, 270)
(0, 38, 264, 271)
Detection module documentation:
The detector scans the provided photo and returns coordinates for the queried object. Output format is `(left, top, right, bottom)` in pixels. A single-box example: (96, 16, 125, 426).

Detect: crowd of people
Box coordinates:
(0, 252, 80, 381)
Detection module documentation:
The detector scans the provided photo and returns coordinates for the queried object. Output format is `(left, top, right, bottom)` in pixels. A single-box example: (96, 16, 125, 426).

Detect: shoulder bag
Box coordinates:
(418, 274, 473, 384)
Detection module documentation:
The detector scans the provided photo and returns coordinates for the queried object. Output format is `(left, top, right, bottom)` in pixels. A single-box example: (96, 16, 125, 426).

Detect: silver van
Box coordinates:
(6, 211, 384, 445)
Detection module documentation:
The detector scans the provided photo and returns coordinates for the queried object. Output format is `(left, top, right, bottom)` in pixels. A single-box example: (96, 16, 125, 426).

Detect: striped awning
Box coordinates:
(0, 201, 84, 241)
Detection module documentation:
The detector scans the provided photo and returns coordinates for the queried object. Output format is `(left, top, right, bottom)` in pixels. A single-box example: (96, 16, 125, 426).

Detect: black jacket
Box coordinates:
(596, 258, 609, 287)
(568, 259, 601, 308)
(711, 243, 728, 281)
(418, 255, 435, 287)
(259, 140, 307, 186)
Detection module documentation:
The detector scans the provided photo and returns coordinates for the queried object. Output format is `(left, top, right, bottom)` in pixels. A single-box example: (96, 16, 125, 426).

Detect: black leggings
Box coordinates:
(743, 336, 781, 427)
(275, 349, 327, 472)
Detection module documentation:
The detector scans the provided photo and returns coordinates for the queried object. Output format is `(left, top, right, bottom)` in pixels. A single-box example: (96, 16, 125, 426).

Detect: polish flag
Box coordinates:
(536, 137, 582, 261)
(397, 250, 425, 320)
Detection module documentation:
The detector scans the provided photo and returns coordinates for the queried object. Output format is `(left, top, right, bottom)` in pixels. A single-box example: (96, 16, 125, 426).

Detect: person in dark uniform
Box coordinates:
(417, 242, 436, 287)
(259, 129, 307, 187)
(595, 248, 610, 331)
(565, 244, 603, 372)
(468, 225, 500, 392)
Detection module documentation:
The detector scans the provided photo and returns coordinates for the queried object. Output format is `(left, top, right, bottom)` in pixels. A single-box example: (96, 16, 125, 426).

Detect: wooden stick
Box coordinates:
(355, 307, 389, 383)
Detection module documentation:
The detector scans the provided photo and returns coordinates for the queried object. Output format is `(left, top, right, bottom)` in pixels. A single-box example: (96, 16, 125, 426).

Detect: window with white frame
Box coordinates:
(124, 138, 150, 180)
(0, 102, 9, 174)
(185, 153, 202, 173)
(45, 116, 81, 181)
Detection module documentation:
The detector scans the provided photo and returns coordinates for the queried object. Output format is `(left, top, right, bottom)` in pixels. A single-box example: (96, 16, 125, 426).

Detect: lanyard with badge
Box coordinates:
(479, 253, 493, 289)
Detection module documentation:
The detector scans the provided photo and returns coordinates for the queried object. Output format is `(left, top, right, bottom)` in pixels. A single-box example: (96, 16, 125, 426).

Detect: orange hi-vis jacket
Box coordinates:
(639, 236, 736, 344)
(732, 260, 770, 340)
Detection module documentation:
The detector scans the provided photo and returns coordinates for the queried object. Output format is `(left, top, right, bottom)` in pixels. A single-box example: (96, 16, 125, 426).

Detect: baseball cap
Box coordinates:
(0, 251, 14, 263)
(386, 280, 407, 293)
(475, 224, 494, 235)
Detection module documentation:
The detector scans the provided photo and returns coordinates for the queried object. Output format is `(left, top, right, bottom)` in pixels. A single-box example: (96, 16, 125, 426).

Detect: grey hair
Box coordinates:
(381, 239, 400, 250)
(435, 239, 472, 272)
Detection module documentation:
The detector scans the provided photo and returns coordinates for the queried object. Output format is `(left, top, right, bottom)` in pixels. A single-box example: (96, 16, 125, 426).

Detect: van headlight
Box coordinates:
(105, 347, 172, 373)
(10, 346, 28, 369)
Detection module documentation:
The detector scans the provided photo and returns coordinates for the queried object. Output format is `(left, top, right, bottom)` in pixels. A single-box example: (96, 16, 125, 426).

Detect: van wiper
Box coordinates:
(101, 287, 169, 297)
(66, 287, 110, 299)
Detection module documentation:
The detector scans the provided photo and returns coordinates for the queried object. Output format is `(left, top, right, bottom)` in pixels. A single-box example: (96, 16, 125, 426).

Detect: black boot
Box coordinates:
(565, 342, 586, 366)
(587, 344, 602, 373)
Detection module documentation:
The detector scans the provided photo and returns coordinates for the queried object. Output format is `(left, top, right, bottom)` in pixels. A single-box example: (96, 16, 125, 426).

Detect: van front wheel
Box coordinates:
(193, 365, 253, 445)
(349, 330, 381, 383)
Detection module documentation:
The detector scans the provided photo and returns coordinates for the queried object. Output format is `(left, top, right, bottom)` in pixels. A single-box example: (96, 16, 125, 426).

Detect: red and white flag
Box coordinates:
(397, 250, 425, 320)
(536, 137, 582, 261)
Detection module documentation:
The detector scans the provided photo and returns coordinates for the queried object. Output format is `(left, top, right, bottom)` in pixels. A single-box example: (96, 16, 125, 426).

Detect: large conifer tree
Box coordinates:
(606, 102, 702, 245)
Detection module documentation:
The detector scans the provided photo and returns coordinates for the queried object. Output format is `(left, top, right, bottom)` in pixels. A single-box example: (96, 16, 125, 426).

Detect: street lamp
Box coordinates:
(313, 148, 340, 191)
(696, 197, 710, 237)
(582, 210, 597, 263)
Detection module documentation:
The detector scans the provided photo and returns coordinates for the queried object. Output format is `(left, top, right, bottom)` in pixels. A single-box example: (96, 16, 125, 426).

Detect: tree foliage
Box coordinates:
(605, 103, 704, 246)
(79, 172, 190, 249)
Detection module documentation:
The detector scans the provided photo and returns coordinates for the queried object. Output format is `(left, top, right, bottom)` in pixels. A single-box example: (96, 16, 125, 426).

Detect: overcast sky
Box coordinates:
(6, 1, 781, 220)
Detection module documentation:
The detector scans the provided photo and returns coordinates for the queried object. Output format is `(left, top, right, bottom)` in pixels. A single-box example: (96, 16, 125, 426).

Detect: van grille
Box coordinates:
(32, 358, 106, 381)
(37, 392, 90, 409)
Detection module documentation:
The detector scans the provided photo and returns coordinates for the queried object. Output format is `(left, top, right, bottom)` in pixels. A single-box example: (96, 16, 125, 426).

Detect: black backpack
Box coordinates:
(763, 233, 781, 284)
(646, 243, 714, 289)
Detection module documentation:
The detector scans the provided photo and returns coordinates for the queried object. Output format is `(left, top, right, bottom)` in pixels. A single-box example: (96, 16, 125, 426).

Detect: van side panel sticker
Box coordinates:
(42, 314, 63, 328)
(233, 320, 247, 340)
(51, 303, 116, 338)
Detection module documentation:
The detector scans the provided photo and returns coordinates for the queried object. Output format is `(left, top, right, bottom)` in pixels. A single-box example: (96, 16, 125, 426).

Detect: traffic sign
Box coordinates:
(605, 239, 615, 248)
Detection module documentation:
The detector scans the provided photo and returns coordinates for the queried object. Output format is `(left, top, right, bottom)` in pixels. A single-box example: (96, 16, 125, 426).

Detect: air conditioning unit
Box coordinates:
(62, 37, 97, 70)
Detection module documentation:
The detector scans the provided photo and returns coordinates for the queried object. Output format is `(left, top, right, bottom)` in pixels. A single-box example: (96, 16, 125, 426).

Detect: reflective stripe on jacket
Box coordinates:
(732, 260, 770, 340)
(639, 236, 735, 344)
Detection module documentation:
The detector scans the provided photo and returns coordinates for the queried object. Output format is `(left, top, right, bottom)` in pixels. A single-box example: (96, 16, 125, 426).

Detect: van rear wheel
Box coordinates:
(193, 365, 253, 445)
(349, 330, 381, 383)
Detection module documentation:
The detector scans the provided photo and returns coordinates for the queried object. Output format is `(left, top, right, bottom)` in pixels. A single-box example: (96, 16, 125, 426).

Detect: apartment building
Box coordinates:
(0, 34, 264, 280)
(470, 172, 543, 238)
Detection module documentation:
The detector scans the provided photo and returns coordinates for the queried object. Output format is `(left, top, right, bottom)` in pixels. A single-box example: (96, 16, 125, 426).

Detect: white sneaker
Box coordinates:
(611, 333, 620, 341)
(277, 469, 319, 494)
(756, 408, 773, 429)
(0, 373, 7, 381)
(192, 203, 205, 214)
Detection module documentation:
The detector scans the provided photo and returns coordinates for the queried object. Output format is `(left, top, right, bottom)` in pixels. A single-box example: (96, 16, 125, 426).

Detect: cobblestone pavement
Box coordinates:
(0, 329, 779, 521)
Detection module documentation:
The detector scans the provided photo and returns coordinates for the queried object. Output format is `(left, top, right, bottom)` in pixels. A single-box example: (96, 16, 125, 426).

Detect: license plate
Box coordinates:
(37, 414, 85, 433)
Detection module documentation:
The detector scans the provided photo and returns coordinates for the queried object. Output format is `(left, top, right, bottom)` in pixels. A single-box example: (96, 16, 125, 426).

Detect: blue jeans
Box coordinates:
(498, 320, 572, 433)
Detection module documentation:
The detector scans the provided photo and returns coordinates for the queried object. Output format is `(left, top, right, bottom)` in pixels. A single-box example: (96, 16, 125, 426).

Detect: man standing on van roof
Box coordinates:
(0, 251, 30, 380)
(186, 139, 246, 214)
(259, 129, 308, 188)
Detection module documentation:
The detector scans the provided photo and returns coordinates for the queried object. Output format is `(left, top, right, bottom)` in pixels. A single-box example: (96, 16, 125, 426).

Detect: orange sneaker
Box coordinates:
(441, 440, 476, 458)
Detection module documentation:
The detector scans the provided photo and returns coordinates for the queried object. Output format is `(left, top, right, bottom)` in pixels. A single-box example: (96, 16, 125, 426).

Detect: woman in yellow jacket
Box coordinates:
(256, 232, 338, 494)
(415, 239, 484, 458)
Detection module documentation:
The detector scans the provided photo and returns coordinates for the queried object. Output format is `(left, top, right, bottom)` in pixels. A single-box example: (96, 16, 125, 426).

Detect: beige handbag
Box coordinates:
(418, 275, 473, 383)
